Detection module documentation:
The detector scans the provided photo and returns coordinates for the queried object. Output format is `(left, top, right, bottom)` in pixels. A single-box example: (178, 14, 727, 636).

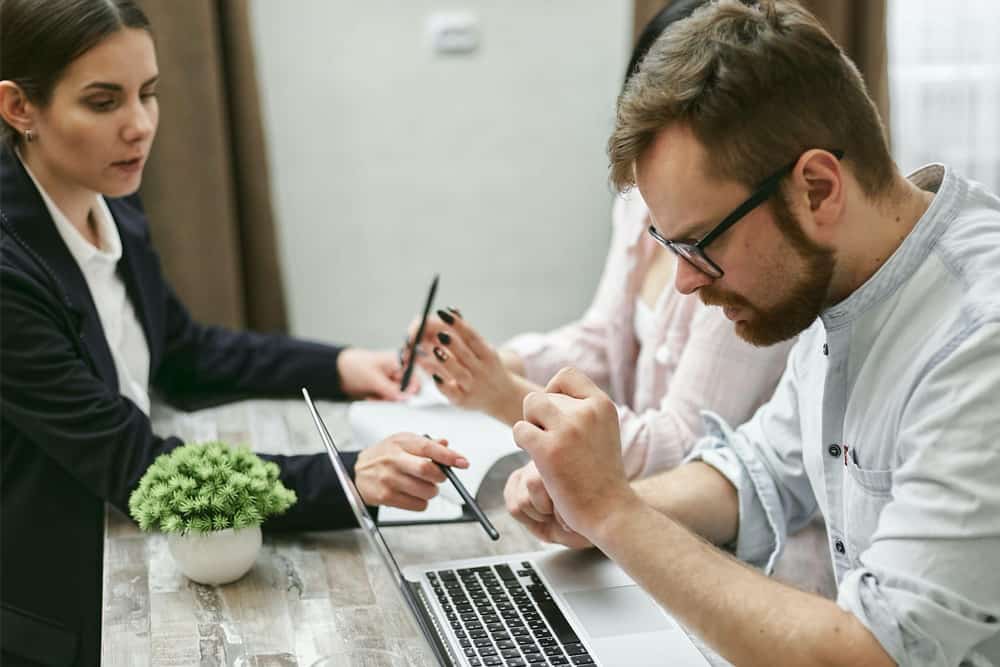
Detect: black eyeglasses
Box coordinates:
(648, 149, 844, 279)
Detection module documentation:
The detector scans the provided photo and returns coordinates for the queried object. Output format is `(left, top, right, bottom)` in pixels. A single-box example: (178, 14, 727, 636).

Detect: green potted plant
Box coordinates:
(128, 441, 297, 585)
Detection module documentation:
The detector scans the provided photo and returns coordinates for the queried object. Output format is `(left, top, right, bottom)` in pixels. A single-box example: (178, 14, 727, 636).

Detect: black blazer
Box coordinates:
(1, 147, 363, 666)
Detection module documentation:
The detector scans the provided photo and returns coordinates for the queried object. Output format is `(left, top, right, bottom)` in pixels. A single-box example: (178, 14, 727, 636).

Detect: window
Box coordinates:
(888, 0, 1000, 192)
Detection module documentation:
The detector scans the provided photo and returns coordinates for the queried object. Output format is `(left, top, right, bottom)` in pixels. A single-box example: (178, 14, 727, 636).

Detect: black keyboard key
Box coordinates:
(479, 646, 498, 656)
(511, 627, 529, 637)
(501, 649, 521, 659)
(460, 639, 472, 648)
(469, 659, 481, 667)
(544, 646, 564, 657)
(526, 655, 547, 664)
(484, 658, 502, 667)
(491, 631, 511, 642)
(497, 640, 516, 650)
(465, 648, 477, 657)
(496, 564, 517, 580)
(570, 655, 594, 666)
(564, 644, 586, 656)
(527, 591, 579, 645)
(471, 630, 488, 640)
(538, 637, 556, 647)
(455, 630, 467, 639)
(475, 638, 494, 648)
(505, 659, 526, 667)
(549, 658, 569, 666)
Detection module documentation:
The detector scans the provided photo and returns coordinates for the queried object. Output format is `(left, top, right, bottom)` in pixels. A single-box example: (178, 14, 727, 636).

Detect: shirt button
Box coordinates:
(822, 343, 829, 356)
(828, 444, 841, 458)
(834, 539, 846, 555)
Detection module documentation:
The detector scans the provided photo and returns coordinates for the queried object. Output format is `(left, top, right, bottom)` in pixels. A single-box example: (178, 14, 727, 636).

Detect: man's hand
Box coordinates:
(355, 434, 468, 511)
(504, 461, 593, 548)
(512, 367, 639, 539)
(337, 347, 417, 401)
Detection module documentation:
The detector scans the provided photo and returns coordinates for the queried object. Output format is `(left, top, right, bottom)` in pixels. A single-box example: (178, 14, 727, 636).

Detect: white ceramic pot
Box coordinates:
(167, 525, 262, 585)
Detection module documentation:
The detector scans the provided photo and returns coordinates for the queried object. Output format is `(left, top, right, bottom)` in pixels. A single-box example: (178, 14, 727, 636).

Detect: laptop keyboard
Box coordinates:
(429, 562, 596, 667)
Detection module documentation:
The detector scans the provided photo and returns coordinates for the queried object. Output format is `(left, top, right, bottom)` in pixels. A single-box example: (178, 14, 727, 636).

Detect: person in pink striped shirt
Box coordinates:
(409, 0, 792, 529)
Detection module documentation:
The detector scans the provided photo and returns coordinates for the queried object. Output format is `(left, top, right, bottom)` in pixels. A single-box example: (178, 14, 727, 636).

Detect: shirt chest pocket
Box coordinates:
(842, 460, 894, 560)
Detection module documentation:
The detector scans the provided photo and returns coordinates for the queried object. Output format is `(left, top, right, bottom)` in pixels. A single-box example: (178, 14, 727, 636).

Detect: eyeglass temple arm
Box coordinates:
(697, 149, 844, 248)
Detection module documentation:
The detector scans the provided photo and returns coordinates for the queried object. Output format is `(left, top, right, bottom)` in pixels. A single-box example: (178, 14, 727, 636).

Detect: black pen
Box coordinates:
(438, 463, 500, 541)
(424, 435, 499, 540)
(400, 274, 439, 392)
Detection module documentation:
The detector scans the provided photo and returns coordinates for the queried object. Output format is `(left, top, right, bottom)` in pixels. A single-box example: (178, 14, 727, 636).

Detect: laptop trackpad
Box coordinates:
(563, 585, 676, 637)
(563, 586, 707, 667)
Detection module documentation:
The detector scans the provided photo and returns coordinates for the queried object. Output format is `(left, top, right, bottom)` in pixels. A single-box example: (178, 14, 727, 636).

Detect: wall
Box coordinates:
(249, 1, 632, 348)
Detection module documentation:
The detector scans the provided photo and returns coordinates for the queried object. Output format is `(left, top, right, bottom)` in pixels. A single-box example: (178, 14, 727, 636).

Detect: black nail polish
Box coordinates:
(437, 331, 451, 345)
(433, 346, 448, 362)
(437, 309, 455, 325)
(432, 373, 443, 384)
(447, 306, 463, 318)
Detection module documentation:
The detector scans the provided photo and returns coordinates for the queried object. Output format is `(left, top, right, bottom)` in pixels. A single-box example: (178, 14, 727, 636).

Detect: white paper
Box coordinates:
(348, 372, 518, 523)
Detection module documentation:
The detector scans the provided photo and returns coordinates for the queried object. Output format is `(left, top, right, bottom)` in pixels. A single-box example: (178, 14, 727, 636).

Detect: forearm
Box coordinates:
(631, 461, 740, 546)
(593, 499, 893, 667)
(498, 348, 526, 377)
(490, 372, 544, 426)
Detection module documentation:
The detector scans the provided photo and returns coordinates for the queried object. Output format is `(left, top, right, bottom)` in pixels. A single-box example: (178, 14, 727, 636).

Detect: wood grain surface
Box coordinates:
(102, 399, 835, 666)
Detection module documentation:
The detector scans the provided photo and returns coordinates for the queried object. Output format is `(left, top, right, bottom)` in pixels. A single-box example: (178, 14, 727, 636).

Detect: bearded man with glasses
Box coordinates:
(507, 1, 1000, 665)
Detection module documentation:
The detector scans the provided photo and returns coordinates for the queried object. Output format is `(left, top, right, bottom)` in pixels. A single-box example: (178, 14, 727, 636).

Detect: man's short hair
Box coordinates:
(609, 0, 895, 199)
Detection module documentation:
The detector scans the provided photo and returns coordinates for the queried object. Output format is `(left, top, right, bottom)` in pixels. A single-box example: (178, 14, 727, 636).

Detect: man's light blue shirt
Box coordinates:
(690, 164, 1000, 666)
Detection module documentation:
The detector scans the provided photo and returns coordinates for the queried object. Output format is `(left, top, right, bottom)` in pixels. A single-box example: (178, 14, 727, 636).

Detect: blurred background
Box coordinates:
(134, 0, 1000, 349)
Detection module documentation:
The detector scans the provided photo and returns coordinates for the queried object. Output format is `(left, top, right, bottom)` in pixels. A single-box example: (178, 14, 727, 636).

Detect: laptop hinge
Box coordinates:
(407, 578, 459, 667)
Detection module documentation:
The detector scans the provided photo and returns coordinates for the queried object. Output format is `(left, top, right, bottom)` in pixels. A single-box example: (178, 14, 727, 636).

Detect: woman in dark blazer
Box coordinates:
(0, 1, 467, 665)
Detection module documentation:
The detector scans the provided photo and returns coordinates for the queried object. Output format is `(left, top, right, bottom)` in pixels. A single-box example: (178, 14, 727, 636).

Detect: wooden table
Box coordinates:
(101, 399, 836, 666)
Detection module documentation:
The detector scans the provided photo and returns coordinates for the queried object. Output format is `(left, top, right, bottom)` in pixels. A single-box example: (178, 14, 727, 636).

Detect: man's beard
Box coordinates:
(700, 196, 835, 347)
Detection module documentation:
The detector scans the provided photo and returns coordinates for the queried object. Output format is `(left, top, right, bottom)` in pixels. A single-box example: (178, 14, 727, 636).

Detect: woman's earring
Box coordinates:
(24, 129, 34, 143)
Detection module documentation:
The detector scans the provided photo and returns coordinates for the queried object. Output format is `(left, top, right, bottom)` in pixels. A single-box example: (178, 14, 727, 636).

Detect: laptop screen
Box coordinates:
(301, 388, 407, 586)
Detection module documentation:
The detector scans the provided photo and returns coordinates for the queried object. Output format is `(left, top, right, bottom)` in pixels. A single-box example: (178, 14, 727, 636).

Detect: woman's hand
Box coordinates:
(355, 434, 468, 511)
(337, 347, 418, 401)
(405, 309, 535, 425)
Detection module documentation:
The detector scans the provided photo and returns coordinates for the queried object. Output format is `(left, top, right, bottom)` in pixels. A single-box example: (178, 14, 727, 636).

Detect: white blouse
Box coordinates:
(19, 153, 152, 415)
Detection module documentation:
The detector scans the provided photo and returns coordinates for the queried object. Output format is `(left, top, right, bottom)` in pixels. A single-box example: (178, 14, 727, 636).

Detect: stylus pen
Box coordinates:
(400, 274, 439, 392)
(436, 462, 500, 541)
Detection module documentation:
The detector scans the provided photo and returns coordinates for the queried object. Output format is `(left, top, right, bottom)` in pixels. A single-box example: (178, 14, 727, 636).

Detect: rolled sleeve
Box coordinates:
(687, 413, 788, 573)
(838, 568, 1000, 665)
(686, 332, 819, 574)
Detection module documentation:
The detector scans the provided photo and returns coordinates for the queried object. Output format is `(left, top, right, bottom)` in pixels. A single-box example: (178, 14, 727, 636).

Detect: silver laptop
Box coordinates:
(303, 389, 710, 667)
